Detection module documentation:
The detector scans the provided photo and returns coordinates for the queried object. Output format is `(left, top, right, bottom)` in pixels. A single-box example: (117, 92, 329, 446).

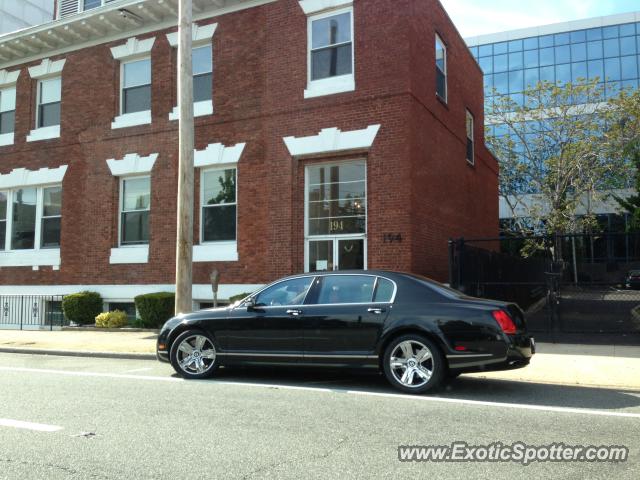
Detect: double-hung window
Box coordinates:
(201, 168, 236, 242)
(466, 110, 474, 165)
(436, 34, 447, 102)
(0, 192, 6, 250)
(122, 59, 151, 115)
(37, 77, 61, 129)
(193, 45, 213, 103)
(120, 177, 150, 245)
(305, 7, 354, 98)
(0, 87, 16, 136)
(1, 186, 62, 251)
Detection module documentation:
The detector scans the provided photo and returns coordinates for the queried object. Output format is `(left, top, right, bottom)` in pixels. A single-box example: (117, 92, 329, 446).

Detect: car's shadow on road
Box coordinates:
(192, 366, 640, 412)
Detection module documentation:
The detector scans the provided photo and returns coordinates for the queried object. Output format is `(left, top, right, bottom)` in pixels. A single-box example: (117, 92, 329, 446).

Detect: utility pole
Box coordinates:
(175, 0, 194, 315)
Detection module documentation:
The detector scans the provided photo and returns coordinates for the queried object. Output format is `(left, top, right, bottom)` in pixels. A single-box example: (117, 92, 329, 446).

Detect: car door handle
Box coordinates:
(367, 308, 385, 314)
(286, 309, 303, 316)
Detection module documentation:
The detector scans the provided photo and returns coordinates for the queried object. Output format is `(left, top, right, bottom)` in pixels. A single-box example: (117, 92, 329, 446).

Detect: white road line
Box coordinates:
(0, 418, 62, 432)
(121, 367, 153, 374)
(1, 365, 640, 419)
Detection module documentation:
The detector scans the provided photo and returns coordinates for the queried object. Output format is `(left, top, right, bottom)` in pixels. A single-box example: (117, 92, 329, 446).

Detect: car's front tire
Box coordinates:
(170, 330, 218, 379)
(383, 334, 445, 394)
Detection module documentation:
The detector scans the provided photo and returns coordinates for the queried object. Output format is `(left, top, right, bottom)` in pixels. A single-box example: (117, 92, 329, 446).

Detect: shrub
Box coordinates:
(228, 292, 254, 304)
(95, 310, 128, 328)
(135, 292, 175, 328)
(62, 291, 103, 325)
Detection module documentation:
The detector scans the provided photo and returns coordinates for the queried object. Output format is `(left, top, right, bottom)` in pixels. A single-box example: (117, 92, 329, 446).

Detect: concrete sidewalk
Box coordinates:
(1, 329, 639, 390)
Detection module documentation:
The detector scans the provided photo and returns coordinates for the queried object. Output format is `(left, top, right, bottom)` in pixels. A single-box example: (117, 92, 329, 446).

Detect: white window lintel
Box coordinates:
(298, 0, 353, 15)
(0, 69, 20, 88)
(166, 22, 217, 47)
(106, 153, 158, 177)
(283, 124, 380, 157)
(0, 165, 67, 189)
(194, 142, 245, 168)
(110, 36, 156, 60)
(28, 58, 66, 79)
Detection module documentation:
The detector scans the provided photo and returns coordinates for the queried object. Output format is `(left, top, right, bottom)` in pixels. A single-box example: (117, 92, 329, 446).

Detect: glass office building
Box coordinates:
(466, 12, 640, 234)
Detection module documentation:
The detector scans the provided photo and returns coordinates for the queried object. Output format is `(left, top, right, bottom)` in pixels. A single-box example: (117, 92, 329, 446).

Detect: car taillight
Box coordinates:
(492, 310, 517, 334)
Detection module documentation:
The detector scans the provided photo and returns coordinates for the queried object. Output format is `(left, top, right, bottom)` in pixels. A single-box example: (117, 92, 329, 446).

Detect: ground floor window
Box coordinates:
(305, 160, 366, 272)
(201, 167, 237, 242)
(0, 185, 62, 251)
(108, 302, 136, 323)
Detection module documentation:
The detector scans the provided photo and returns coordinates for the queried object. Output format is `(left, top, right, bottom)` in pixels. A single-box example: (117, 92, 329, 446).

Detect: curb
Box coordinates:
(61, 327, 159, 333)
(0, 347, 156, 361)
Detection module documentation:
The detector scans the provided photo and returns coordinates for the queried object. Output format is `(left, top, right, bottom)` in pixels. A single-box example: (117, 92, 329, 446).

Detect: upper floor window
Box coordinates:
(122, 59, 151, 115)
(193, 45, 213, 103)
(0, 87, 16, 135)
(37, 77, 61, 128)
(201, 168, 236, 242)
(120, 176, 150, 245)
(436, 34, 447, 102)
(466, 110, 474, 164)
(305, 7, 355, 98)
(1, 185, 62, 251)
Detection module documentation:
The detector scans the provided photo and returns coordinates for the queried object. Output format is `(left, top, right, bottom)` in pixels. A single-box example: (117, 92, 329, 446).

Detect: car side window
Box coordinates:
(373, 277, 395, 302)
(254, 277, 313, 307)
(315, 275, 375, 304)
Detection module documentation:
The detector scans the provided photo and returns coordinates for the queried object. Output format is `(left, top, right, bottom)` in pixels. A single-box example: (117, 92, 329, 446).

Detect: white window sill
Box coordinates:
(110, 246, 149, 264)
(0, 132, 14, 146)
(0, 249, 61, 268)
(304, 75, 355, 99)
(111, 110, 151, 130)
(193, 243, 238, 262)
(26, 125, 60, 142)
(169, 100, 214, 121)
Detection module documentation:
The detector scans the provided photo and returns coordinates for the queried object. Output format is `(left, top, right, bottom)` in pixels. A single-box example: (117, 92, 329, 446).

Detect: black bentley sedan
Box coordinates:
(157, 271, 534, 393)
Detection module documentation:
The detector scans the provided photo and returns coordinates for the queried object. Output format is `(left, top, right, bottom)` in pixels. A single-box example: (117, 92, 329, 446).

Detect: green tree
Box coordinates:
(487, 79, 632, 257)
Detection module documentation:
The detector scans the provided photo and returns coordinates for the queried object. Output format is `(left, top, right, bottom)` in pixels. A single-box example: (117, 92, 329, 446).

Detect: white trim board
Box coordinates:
(194, 142, 246, 168)
(106, 152, 157, 176)
(0, 166, 68, 189)
(0, 69, 20, 87)
(0, 284, 264, 301)
(166, 22, 217, 47)
(466, 11, 640, 46)
(298, 0, 353, 15)
(283, 125, 380, 157)
(110, 36, 155, 60)
(27, 58, 66, 79)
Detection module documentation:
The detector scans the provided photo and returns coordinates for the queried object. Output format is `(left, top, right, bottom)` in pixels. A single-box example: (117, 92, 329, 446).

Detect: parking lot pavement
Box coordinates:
(0, 353, 638, 479)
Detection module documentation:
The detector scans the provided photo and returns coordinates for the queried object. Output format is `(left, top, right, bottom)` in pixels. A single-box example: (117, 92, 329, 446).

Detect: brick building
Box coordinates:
(0, 0, 497, 312)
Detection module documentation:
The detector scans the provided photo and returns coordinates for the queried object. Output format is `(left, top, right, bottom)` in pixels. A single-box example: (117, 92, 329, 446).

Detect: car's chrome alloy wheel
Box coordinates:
(389, 340, 434, 388)
(175, 335, 216, 375)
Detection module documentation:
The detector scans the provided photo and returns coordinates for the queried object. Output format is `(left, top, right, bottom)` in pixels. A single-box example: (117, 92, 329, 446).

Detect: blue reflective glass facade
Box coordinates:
(469, 21, 640, 114)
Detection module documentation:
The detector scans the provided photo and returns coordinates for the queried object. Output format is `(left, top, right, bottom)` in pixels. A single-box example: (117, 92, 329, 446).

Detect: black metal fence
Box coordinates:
(0, 295, 66, 330)
(449, 233, 640, 343)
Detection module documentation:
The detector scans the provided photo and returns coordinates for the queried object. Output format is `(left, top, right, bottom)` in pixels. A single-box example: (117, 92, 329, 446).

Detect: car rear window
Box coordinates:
(315, 275, 375, 304)
(373, 277, 395, 302)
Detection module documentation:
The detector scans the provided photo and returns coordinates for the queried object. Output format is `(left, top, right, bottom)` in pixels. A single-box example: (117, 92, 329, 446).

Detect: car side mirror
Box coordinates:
(245, 297, 256, 310)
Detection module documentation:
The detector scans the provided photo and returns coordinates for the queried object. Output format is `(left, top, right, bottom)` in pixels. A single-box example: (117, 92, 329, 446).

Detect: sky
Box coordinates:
(440, 0, 640, 38)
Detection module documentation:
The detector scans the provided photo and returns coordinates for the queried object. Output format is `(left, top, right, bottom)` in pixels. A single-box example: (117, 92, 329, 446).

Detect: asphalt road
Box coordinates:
(0, 353, 638, 479)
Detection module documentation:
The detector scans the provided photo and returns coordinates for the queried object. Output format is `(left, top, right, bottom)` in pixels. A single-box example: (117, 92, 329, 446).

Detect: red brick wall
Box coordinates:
(0, 0, 497, 289)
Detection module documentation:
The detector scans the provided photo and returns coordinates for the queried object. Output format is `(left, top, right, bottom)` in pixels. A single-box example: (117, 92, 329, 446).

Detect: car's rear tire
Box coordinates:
(382, 334, 445, 394)
(170, 330, 218, 379)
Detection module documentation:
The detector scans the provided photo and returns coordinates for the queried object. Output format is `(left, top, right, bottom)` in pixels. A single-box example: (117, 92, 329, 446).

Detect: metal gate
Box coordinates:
(0, 295, 65, 330)
(448, 234, 640, 343)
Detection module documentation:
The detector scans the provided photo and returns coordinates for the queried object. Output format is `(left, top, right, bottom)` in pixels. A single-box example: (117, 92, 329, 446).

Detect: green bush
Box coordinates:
(228, 292, 254, 304)
(135, 292, 175, 328)
(62, 291, 103, 325)
(95, 310, 128, 328)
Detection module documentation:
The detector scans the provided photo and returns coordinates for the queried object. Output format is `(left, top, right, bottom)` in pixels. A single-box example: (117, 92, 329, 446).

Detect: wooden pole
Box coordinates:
(175, 0, 194, 315)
